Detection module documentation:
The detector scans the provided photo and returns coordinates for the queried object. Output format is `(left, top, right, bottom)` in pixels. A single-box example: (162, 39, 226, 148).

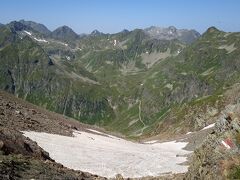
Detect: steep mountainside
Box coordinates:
(19, 19, 51, 36)
(88, 26, 240, 137)
(147, 27, 240, 137)
(185, 84, 240, 179)
(51, 25, 79, 42)
(1, 20, 240, 179)
(0, 25, 114, 126)
(1, 20, 240, 139)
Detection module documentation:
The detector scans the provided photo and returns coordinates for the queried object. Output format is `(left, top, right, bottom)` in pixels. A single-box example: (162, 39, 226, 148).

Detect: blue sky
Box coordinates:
(1, 0, 240, 34)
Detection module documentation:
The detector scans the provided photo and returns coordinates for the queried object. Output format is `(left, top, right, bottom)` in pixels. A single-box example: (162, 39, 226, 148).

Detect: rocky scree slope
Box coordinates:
(0, 90, 106, 179)
(185, 100, 240, 179)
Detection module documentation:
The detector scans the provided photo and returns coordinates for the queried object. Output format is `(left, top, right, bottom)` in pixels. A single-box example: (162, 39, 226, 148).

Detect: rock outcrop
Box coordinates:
(185, 103, 240, 179)
(0, 91, 106, 180)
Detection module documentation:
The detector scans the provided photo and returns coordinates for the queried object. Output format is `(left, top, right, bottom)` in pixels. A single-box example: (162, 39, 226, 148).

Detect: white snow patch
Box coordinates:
(24, 31, 32, 36)
(144, 140, 158, 144)
(34, 37, 48, 43)
(59, 42, 69, 47)
(15, 110, 20, 114)
(201, 123, 215, 131)
(221, 140, 231, 149)
(105, 61, 113, 65)
(113, 39, 117, 46)
(128, 119, 139, 127)
(165, 83, 173, 91)
(86, 128, 105, 135)
(23, 130, 191, 178)
(86, 129, 120, 140)
(218, 43, 236, 54)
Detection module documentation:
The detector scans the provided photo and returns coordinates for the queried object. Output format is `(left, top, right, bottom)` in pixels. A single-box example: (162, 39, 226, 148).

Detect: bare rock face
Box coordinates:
(0, 127, 51, 161)
(144, 26, 200, 44)
(0, 153, 106, 180)
(185, 103, 240, 179)
(0, 128, 106, 179)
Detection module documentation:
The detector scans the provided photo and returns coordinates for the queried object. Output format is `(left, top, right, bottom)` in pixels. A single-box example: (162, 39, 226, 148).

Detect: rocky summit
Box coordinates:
(0, 19, 240, 179)
(144, 26, 200, 44)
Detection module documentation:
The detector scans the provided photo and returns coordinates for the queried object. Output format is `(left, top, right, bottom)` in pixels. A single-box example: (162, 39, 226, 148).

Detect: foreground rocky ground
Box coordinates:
(1, 89, 240, 179)
(0, 90, 189, 179)
(185, 103, 240, 179)
(0, 91, 106, 179)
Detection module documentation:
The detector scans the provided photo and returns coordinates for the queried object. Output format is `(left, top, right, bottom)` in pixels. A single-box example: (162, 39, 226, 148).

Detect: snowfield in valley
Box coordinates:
(23, 130, 191, 178)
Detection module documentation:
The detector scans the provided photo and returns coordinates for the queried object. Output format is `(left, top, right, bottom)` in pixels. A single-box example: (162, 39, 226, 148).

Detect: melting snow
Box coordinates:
(221, 140, 231, 149)
(24, 31, 32, 36)
(34, 37, 48, 43)
(59, 42, 69, 47)
(113, 39, 117, 46)
(201, 123, 215, 131)
(144, 140, 158, 144)
(23, 130, 191, 178)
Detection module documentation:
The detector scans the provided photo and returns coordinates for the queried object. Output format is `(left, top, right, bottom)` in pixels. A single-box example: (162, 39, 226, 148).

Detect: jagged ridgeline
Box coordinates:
(0, 25, 114, 126)
(0, 20, 240, 137)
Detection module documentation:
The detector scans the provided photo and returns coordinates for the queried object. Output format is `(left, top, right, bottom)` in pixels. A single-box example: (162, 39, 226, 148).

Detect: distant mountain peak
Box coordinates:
(206, 26, 221, 33)
(59, 25, 71, 30)
(201, 26, 222, 39)
(51, 25, 78, 41)
(19, 19, 51, 35)
(144, 25, 200, 44)
(167, 26, 177, 34)
(121, 29, 129, 33)
(90, 29, 103, 36)
(54, 25, 75, 33)
(7, 21, 32, 32)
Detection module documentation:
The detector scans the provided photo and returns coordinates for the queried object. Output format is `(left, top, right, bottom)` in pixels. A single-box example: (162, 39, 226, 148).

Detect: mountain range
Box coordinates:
(0, 19, 240, 179)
